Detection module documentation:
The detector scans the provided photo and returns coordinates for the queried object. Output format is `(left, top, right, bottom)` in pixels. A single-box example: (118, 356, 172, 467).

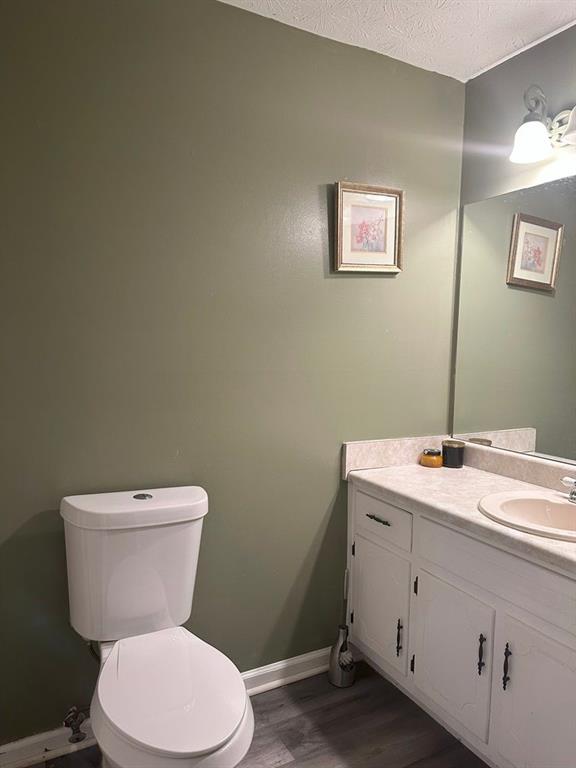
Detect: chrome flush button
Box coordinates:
(133, 493, 153, 500)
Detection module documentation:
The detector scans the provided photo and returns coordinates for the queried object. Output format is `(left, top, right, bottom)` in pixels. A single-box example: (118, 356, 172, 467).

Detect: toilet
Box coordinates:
(60, 486, 254, 768)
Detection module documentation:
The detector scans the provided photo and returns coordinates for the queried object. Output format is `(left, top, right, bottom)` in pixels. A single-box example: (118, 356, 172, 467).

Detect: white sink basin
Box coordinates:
(479, 491, 576, 542)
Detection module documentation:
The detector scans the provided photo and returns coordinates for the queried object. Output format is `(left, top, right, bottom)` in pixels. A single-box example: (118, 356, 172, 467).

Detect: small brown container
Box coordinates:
(442, 440, 465, 468)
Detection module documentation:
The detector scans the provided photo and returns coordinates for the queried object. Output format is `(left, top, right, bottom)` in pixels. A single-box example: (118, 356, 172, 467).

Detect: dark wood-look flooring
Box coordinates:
(30, 745, 100, 768)
(32, 664, 487, 768)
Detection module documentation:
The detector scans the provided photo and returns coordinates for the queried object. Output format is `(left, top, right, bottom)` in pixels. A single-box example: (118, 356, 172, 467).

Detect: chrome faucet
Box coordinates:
(561, 477, 576, 502)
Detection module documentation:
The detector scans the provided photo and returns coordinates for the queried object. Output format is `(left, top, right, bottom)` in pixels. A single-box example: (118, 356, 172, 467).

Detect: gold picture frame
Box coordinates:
(506, 213, 563, 291)
(334, 181, 404, 273)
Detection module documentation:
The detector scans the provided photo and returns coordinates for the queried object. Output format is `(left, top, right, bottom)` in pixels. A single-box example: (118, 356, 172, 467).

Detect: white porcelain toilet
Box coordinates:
(60, 486, 254, 768)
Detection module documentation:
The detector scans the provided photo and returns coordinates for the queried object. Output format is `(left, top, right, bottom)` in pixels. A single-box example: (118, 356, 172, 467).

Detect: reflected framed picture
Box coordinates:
(507, 213, 563, 291)
(335, 181, 403, 273)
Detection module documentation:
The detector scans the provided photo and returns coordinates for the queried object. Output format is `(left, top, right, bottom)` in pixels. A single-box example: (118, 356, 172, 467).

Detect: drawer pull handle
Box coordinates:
(477, 633, 486, 675)
(366, 513, 391, 527)
(396, 619, 403, 657)
(502, 643, 512, 690)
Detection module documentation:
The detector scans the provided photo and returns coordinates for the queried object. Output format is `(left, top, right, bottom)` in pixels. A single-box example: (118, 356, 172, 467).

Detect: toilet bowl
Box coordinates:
(60, 486, 254, 768)
(91, 627, 254, 768)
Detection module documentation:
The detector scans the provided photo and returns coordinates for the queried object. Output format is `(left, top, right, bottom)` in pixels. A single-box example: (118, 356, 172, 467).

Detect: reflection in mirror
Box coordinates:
(453, 176, 576, 464)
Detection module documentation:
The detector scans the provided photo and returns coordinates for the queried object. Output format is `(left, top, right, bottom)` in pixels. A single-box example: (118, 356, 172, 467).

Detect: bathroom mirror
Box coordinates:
(452, 175, 576, 463)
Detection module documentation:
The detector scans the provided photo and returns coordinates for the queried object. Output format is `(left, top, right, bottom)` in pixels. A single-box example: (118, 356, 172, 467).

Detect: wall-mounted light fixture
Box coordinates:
(510, 85, 576, 164)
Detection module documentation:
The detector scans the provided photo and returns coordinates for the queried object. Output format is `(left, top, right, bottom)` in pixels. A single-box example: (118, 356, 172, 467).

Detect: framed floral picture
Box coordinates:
(335, 181, 404, 273)
(507, 213, 563, 291)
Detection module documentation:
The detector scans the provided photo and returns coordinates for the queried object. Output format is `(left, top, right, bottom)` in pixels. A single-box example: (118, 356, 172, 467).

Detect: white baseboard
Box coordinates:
(0, 723, 95, 768)
(0, 647, 330, 767)
(242, 646, 331, 696)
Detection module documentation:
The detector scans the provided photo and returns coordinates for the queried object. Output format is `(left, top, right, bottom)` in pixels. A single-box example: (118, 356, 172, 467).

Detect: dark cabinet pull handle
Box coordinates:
(477, 634, 486, 675)
(366, 513, 391, 527)
(396, 619, 403, 657)
(502, 643, 512, 690)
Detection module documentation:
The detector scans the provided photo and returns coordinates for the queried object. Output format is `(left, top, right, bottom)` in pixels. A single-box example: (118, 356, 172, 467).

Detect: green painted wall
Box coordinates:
(0, 0, 463, 742)
(462, 25, 576, 204)
(454, 180, 576, 460)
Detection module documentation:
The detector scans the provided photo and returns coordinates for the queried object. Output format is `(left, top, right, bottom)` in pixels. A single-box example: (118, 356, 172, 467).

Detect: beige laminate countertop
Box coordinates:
(349, 464, 576, 577)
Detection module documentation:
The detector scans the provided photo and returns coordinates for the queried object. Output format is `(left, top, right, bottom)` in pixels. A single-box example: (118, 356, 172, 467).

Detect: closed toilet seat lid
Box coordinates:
(97, 627, 247, 757)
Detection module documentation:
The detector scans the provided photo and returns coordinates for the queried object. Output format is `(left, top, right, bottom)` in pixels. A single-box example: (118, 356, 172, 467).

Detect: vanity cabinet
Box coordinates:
(352, 535, 410, 674)
(348, 481, 576, 768)
(491, 614, 576, 768)
(411, 570, 494, 741)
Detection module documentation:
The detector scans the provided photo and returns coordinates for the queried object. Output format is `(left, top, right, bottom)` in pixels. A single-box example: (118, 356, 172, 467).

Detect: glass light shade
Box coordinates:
(509, 120, 553, 164)
(562, 106, 576, 145)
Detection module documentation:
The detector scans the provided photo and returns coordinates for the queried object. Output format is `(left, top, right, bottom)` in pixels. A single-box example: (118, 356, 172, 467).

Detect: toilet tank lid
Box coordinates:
(60, 486, 208, 530)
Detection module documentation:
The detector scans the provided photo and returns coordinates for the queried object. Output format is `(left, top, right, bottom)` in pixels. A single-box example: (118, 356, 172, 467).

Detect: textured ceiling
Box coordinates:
(218, 0, 576, 81)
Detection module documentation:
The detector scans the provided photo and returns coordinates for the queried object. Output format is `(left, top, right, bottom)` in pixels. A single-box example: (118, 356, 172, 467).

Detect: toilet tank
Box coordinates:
(60, 486, 208, 641)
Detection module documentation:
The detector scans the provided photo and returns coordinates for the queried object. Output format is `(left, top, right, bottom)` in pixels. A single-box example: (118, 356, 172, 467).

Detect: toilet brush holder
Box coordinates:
(328, 624, 356, 688)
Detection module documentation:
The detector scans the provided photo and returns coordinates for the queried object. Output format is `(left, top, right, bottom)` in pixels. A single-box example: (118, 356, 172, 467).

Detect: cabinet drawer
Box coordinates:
(415, 517, 576, 636)
(355, 490, 412, 552)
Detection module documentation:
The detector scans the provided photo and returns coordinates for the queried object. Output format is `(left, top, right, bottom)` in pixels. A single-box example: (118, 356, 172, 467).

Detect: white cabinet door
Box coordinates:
(412, 570, 494, 742)
(492, 613, 576, 768)
(352, 535, 411, 674)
